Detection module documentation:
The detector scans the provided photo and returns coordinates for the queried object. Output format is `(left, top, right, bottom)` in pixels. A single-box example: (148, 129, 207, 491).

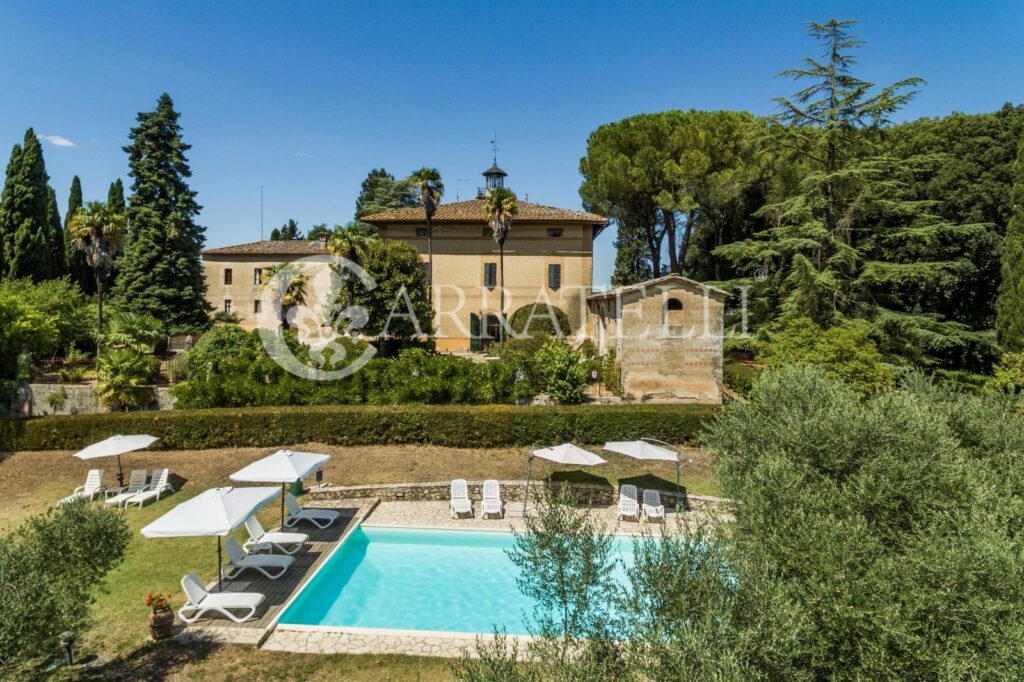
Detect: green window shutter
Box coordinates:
(548, 264, 561, 290)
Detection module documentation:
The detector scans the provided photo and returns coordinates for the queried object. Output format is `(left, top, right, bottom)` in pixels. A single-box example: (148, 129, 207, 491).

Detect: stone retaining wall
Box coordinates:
(12, 383, 175, 416)
(309, 480, 727, 512)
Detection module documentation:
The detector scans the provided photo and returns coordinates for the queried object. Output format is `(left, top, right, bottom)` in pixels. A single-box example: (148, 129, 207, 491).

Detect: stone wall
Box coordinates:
(14, 383, 176, 416)
(309, 479, 727, 513)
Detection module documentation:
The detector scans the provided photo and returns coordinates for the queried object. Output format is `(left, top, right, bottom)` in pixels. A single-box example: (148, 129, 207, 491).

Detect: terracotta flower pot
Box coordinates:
(148, 606, 175, 640)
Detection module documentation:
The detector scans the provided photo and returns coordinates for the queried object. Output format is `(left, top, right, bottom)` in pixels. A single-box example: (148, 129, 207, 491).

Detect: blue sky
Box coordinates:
(2, 1, 1021, 286)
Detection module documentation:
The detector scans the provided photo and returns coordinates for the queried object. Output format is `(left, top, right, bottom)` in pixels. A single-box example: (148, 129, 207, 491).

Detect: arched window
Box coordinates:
(664, 298, 684, 326)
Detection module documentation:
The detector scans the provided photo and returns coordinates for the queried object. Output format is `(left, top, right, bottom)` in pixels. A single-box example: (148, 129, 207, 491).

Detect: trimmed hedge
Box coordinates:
(0, 404, 721, 452)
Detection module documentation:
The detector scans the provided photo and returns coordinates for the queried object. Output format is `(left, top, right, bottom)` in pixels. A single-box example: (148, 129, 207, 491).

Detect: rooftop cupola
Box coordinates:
(478, 164, 507, 197)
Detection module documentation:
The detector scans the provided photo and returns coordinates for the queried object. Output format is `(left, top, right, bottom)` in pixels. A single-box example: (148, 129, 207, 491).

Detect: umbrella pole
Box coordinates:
(522, 454, 535, 514)
(281, 483, 286, 528)
(116, 454, 124, 488)
(217, 537, 223, 592)
(676, 461, 681, 507)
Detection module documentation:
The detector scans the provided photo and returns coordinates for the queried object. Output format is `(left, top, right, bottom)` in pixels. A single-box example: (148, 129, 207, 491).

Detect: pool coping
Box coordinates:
(253, 497, 380, 647)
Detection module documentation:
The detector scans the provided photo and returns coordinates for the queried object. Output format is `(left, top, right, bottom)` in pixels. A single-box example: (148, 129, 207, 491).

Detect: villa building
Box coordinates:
(201, 164, 727, 403)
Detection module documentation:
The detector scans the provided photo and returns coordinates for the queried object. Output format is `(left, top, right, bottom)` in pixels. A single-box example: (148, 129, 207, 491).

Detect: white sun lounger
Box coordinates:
(450, 479, 472, 518)
(642, 489, 666, 522)
(284, 494, 341, 529)
(105, 469, 148, 507)
(481, 479, 503, 519)
(59, 469, 105, 505)
(243, 516, 308, 555)
(178, 572, 264, 624)
(617, 484, 640, 521)
(223, 536, 294, 579)
(125, 468, 173, 508)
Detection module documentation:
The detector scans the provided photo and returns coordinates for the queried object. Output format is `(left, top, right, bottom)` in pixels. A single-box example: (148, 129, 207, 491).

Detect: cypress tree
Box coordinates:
(64, 175, 93, 293)
(0, 129, 52, 281)
(997, 137, 1024, 350)
(0, 144, 17, 276)
(112, 94, 210, 331)
(46, 186, 64, 276)
(107, 178, 125, 213)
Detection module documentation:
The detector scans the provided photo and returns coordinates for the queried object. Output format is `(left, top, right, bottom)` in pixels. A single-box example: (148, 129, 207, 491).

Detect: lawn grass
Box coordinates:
(0, 442, 718, 679)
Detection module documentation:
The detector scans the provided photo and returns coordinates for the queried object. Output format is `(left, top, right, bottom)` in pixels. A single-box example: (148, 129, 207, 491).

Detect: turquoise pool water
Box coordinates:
(279, 526, 635, 634)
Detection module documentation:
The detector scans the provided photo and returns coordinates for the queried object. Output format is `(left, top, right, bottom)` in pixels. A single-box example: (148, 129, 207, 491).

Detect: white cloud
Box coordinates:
(39, 134, 75, 147)
(294, 152, 307, 158)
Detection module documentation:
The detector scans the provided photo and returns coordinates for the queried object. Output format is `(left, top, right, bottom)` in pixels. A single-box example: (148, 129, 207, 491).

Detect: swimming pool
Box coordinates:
(278, 526, 635, 635)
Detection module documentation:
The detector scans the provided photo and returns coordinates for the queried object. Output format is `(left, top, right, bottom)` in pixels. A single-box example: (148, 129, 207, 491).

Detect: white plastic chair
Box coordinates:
(125, 468, 173, 508)
(481, 479, 503, 519)
(105, 469, 148, 507)
(58, 469, 105, 505)
(617, 484, 640, 521)
(223, 537, 294, 579)
(284, 494, 341, 529)
(450, 479, 472, 518)
(243, 516, 308, 555)
(178, 572, 264, 624)
(642, 489, 665, 522)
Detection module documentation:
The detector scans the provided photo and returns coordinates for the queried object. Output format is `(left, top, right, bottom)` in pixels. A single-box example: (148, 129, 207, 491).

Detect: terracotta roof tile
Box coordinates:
(203, 240, 327, 256)
(360, 199, 607, 225)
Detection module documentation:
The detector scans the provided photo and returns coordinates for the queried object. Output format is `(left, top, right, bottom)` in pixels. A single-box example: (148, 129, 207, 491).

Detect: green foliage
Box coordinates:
(509, 303, 572, 338)
(96, 347, 157, 410)
(535, 340, 588, 404)
(64, 176, 92, 295)
(761, 317, 894, 396)
(1, 403, 719, 451)
(0, 277, 94, 354)
(353, 168, 416, 227)
(348, 238, 433, 339)
(0, 289, 57, 381)
(112, 93, 210, 333)
(987, 351, 1024, 393)
(997, 135, 1024, 349)
(722, 356, 760, 396)
(269, 218, 303, 240)
(101, 311, 162, 353)
(45, 186, 64, 277)
(0, 500, 130, 666)
(0, 129, 56, 281)
(696, 365, 1024, 678)
(600, 349, 622, 396)
(107, 178, 125, 214)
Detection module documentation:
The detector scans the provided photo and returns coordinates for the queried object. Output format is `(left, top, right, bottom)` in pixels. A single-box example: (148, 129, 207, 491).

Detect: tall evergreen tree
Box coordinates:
(0, 129, 52, 281)
(46, 186, 64, 276)
(353, 168, 416, 232)
(64, 175, 93, 293)
(997, 137, 1024, 350)
(112, 93, 210, 331)
(269, 218, 302, 240)
(107, 178, 125, 213)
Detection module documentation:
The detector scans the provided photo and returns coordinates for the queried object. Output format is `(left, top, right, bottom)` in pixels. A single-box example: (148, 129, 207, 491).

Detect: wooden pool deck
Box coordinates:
(180, 498, 378, 644)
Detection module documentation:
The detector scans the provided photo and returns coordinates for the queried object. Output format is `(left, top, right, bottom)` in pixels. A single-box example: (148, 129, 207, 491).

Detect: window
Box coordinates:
(416, 227, 429, 237)
(254, 300, 261, 314)
(664, 298, 684, 334)
(224, 268, 233, 285)
(254, 268, 262, 285)
(547, 264, 561, 290)
(483, 262, 497, 288)
(547, 228, 563, 238)
(224, 300, 232, 313)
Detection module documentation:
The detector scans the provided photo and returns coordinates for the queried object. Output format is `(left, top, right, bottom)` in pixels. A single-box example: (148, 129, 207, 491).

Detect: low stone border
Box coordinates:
(310, 480, 729, 512)
(263, 624, 528, 659)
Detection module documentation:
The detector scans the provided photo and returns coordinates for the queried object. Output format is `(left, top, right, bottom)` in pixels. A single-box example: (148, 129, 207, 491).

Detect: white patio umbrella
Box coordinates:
(604, 438, 684, 498)
(73, 434, 158, 487)
(229, 450, 331, 526)
(523, 443, 607, 513)
(141, 486, 280, 591)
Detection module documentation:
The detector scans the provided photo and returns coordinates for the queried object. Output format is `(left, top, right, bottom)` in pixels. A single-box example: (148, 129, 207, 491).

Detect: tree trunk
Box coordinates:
(677, 211, 696, 275)
(664, 209, 680, 274)
(645, 223, 662, 277)
(95, 270, 105, 357)
(499, 241, 505, 343)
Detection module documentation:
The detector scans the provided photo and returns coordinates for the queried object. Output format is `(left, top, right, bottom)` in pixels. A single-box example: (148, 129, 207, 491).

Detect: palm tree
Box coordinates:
(96, 348, 156, 410)
(407, 168, 444, 291)
(101, 311, 163, 353)
(326, 224, 374, 325)
(68, 201, 126, 350)
(261, 263, 308, 330)
(485, 187, 518, 343)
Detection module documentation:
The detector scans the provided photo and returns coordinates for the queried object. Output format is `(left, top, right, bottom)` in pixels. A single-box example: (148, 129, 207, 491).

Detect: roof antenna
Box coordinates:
(260, 184, 264, 240)
(490, 131, 499, 166)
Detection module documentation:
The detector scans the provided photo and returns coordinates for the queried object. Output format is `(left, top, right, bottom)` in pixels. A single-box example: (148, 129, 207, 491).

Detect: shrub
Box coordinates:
(509, 303, 572, 338)
(0, 403, 719, 451)
(96, 348, 157, 410)
(761, 317, 894, 396)
(535, 339, 588, 404)
(601, 349, 623, 396)
(0, 500, 130, 667)
(988, 350, 1024, 393)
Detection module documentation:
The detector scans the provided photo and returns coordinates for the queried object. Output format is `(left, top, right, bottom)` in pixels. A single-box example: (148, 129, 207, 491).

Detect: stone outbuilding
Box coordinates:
(587, 274, 728, 403)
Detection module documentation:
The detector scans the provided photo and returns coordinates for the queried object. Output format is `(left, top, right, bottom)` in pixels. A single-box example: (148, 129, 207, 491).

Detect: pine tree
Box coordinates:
(0, 129, 52, 281)
(112, 94, 210, 331)
(997, 137, 1024, 350)
(64, 175, 92, 293)
(107, 179, 125, 213)
(46, 186, 64, 276)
